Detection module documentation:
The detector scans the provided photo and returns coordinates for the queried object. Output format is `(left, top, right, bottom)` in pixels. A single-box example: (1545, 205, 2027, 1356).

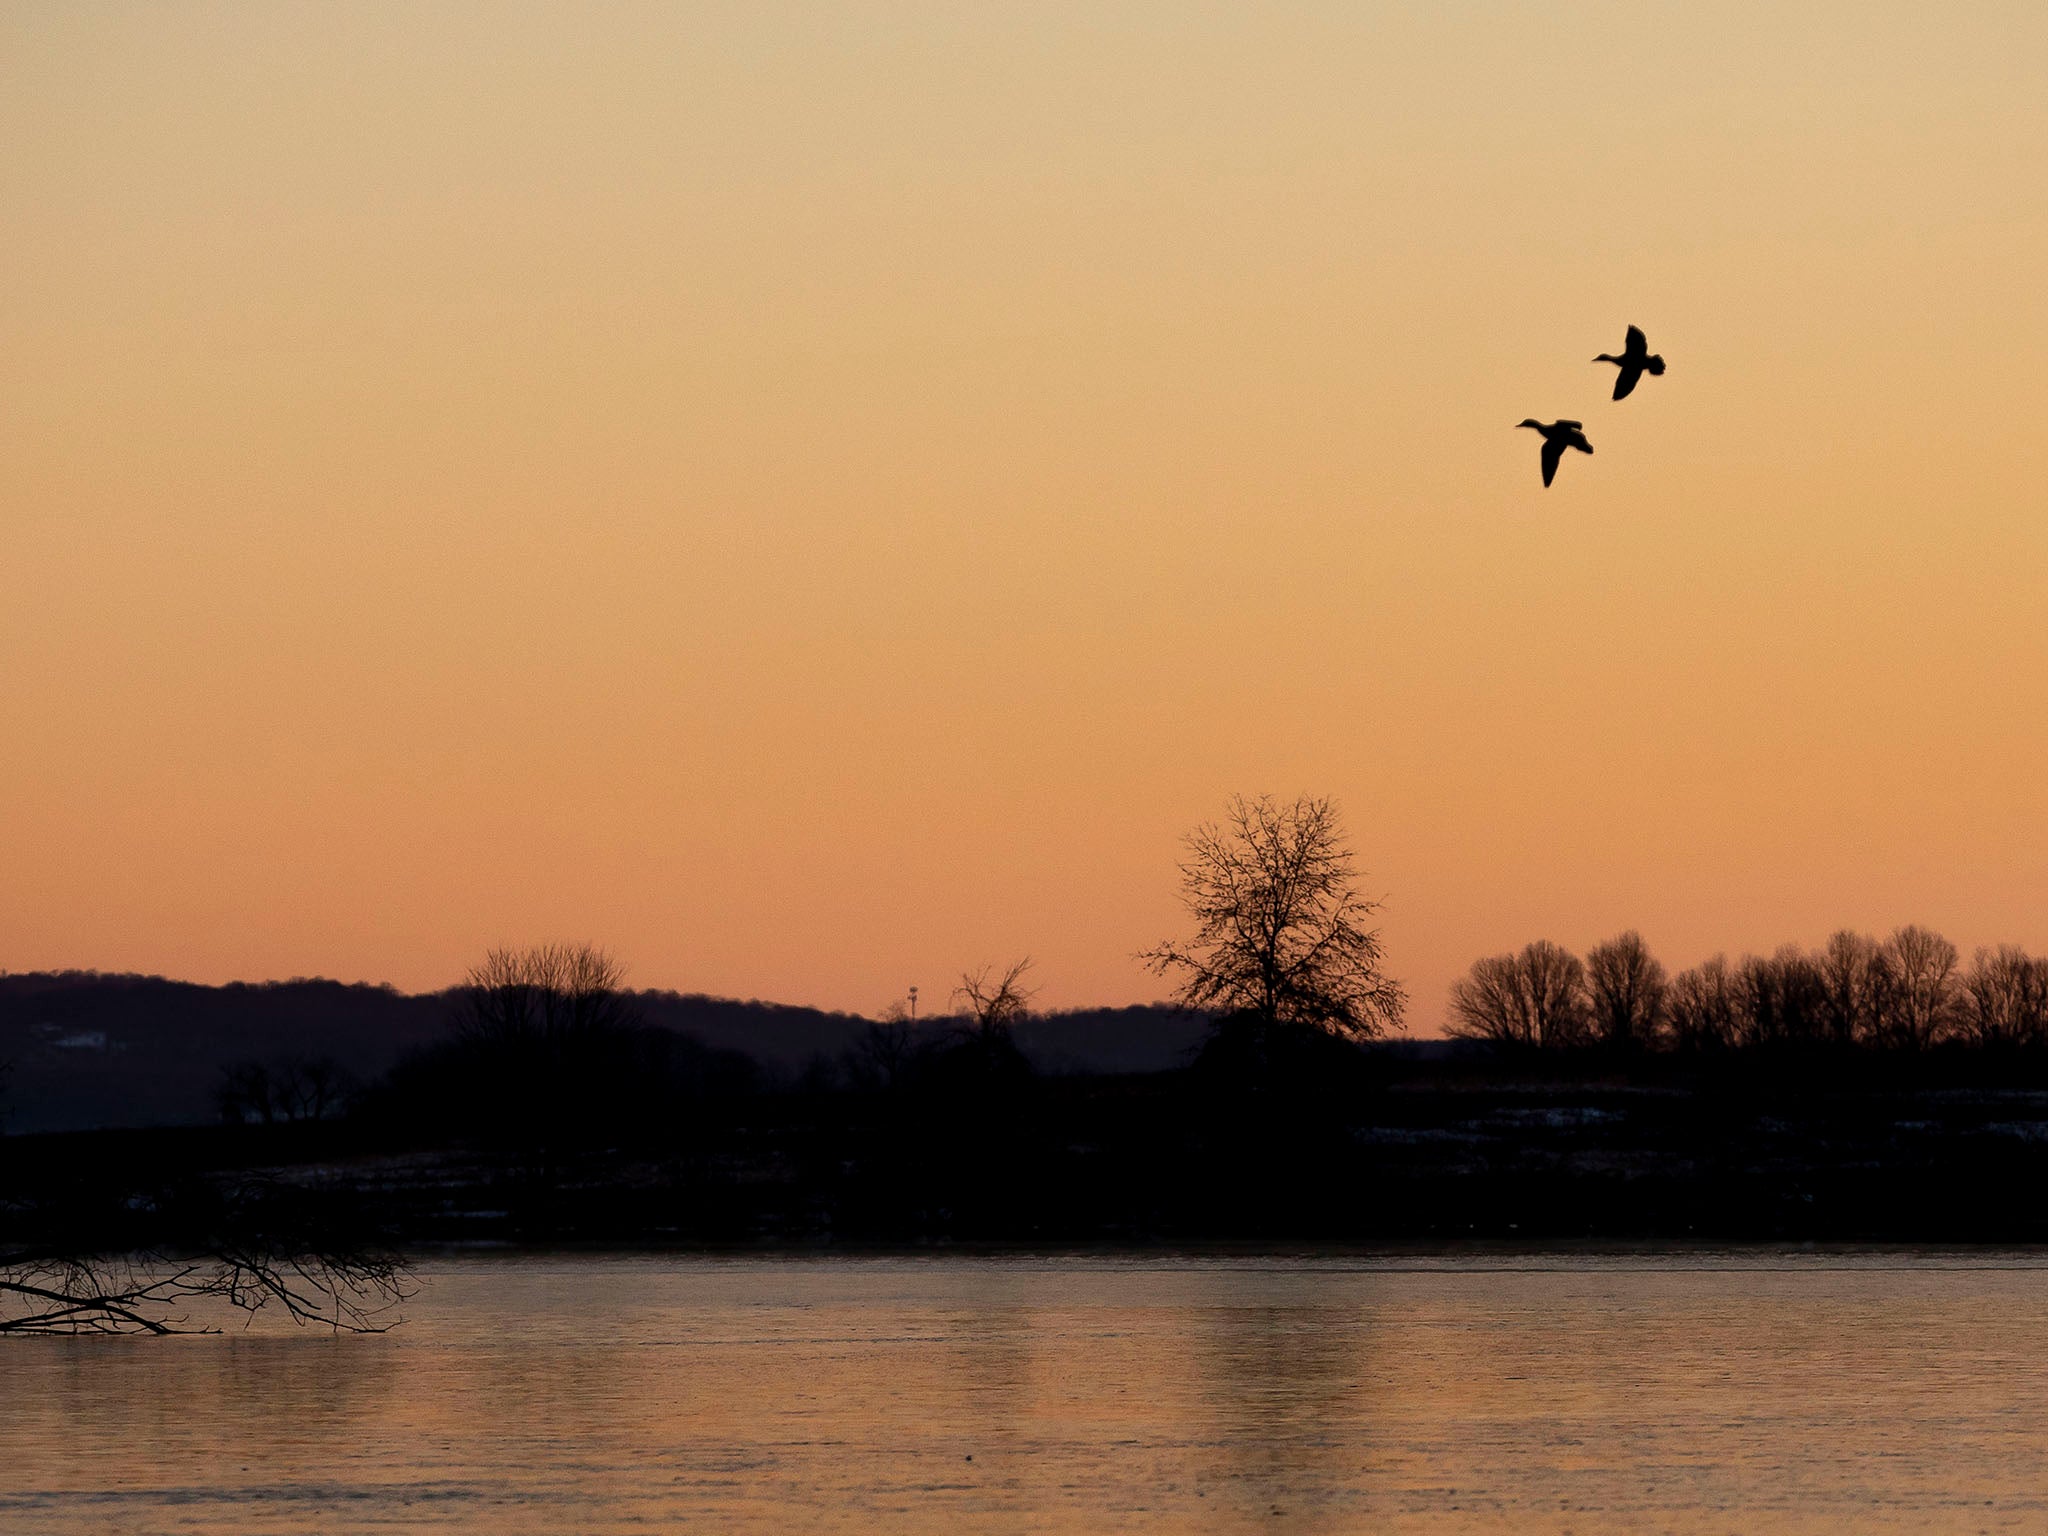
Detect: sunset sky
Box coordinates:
(5, 3, 2045, 1029)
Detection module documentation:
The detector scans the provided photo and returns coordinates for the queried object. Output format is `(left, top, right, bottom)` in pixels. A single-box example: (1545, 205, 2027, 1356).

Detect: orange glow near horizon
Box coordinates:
(4, 4, 2046, 1030)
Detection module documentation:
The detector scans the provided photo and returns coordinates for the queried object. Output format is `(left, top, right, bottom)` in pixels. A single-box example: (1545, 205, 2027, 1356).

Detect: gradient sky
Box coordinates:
(5, 3, 2045, 1029)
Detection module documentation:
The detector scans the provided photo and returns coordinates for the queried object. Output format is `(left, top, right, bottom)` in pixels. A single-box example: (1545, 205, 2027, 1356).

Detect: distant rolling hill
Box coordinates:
(0, 972, 1208, 1133)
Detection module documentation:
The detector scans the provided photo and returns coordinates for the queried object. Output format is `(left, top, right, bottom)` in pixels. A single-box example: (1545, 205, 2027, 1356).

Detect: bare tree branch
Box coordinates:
(1, 1181, 413, 1337)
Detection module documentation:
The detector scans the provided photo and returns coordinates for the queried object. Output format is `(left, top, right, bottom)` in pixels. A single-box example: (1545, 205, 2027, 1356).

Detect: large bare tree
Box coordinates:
(1877, 925, 1960, 1050)
(1447, 940, 1590, 1048)
(1585, 931, 1669, 1051)
(1734, 945, 1827, 1049)
(1815, 930, 1885, 1047)
(1666, 955, 1740, 1051)
(1957, 945, 2048, 1049)
(1141, 795, 1405, 1042)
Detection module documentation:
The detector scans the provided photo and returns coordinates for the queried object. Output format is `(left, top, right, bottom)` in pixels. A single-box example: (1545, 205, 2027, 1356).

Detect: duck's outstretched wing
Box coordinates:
(1612, 363, 1642, 400)
(1565, 426, 1594, 454)
(1541, 437, 1564, 487)
(1624, 324, 1648, 358)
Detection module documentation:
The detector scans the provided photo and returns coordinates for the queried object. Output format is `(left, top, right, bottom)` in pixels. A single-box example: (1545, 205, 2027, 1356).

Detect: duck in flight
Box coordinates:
(1593, 325, 1665, 401)
(1517, 419, 1593, 487)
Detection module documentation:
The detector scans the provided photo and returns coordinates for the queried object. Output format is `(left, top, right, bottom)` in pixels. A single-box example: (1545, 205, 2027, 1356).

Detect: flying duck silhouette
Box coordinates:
(1593, 325, 1665, 400)
(1517, 419, 1593, 487)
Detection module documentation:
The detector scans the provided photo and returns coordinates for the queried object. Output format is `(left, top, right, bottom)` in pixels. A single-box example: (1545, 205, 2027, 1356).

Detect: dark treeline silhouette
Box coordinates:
(329, 943, 1180, 1240)
(14, 803, 2048, 1253)
(0, 969, 1200, 1134)
(1448, 926, 2048, 1058)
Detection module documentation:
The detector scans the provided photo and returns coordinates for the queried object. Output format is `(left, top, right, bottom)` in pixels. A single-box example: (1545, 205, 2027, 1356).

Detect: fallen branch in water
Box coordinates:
(0, 1177, 414, 1336)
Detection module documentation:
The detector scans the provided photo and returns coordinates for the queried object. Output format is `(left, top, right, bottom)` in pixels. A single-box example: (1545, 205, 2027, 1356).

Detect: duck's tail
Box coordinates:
(1645, 354, 1666, 375)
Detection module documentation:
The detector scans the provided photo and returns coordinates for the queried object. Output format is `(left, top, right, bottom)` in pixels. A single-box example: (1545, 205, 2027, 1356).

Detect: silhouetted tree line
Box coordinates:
(1449, 927, 2048, 1054)
(345, 797, 1403, 1156)
(31, 800, 2048, 1255)
(366, 943, 761, 1148)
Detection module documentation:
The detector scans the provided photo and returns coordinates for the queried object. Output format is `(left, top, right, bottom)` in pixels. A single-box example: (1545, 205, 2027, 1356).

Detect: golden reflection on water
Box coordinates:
(5, 1254, 2048, 1533)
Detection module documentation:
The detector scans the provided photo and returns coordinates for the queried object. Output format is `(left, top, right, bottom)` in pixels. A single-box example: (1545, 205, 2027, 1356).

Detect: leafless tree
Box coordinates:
(215, 1056, 357, 1125)
(953, 959, 1037, 1043)
(1667, 955, 1740, 1051)
(1447, 954, 1534, 1046)
(1141, 794, 1405, 1042)
(1585, 931, 1668, 1051)
(1734, 946, 1827, 1049)
(277, 1057, 354, 1121)
(1446, 940, 1589, 1049)
(1815, 930, 1884, 1047)
(1876, 925, 1961, 1050)
(1956, 945, 2048, 1050)
(460, 942, 634, 1046)
(439, 942, 651, 1146)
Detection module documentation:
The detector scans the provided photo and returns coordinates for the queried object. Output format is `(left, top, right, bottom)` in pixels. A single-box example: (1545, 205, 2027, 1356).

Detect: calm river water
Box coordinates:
(6, 1251, 2048, 1533)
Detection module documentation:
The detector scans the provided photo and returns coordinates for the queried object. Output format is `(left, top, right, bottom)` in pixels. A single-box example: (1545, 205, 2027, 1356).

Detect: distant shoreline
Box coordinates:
(14, 1066, 2048, 1249)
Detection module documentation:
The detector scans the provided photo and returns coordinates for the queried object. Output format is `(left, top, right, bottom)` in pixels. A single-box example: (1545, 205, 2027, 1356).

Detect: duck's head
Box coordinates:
(1516, 418, 1544, 431)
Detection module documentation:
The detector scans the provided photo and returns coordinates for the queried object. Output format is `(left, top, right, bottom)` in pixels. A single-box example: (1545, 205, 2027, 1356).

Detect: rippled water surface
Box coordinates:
(7, 1252, 2048, 1532)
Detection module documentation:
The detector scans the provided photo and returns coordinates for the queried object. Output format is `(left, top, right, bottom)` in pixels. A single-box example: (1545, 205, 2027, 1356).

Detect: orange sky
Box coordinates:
(4, 3, 2045, 1030)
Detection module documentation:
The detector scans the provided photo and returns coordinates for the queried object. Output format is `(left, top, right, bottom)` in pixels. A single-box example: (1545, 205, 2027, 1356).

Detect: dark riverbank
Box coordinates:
(12, 1058, 2048, 1249)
